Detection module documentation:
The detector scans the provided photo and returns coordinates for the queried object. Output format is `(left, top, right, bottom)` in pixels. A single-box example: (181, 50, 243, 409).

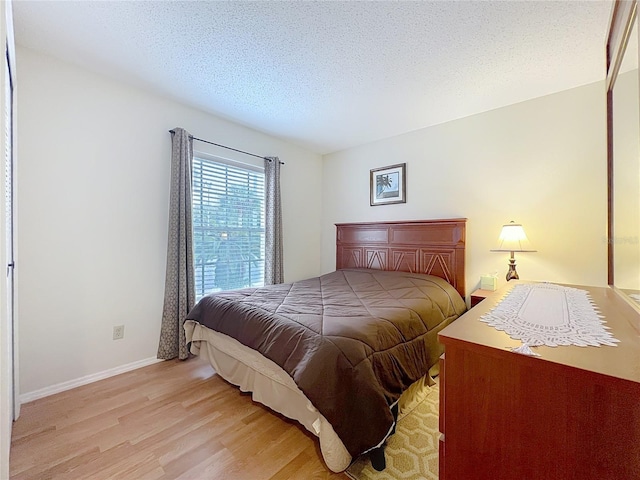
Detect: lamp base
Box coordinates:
(506, 255, 519, 281)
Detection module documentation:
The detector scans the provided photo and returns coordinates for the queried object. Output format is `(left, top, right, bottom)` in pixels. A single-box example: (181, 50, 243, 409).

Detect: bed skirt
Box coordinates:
(184, 320, 436, 473)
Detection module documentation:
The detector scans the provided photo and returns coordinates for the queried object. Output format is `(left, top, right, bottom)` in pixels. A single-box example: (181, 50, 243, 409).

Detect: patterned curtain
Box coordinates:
(157, 128, 195, 360)
(264, 157, 284, 284)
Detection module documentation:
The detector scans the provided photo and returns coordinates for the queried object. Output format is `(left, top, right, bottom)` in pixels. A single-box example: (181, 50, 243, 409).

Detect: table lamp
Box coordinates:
(491, 221, 536, 281)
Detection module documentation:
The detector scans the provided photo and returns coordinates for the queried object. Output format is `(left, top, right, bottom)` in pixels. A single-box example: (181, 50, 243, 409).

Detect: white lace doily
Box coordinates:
(480, 283, 619, 347)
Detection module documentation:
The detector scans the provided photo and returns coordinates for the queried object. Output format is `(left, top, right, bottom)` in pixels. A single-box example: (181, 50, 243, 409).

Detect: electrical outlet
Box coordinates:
(113, 325, 125, 340)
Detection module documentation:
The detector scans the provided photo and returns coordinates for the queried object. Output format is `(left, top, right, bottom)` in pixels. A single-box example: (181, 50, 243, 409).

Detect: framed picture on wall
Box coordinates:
(370, 163, 406, 206)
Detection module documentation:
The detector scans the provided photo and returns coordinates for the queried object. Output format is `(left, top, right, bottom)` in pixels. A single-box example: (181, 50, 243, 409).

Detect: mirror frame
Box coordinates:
(606, 0, 638, 302)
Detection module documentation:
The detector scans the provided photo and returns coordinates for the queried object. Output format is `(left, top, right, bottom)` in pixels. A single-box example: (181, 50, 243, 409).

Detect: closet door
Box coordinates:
(607, 0, 640, 306)
(4, 44, 17, 420)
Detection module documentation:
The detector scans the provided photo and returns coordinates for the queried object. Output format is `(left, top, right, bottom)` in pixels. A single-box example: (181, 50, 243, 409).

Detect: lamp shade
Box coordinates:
(491, 221, 536, 252)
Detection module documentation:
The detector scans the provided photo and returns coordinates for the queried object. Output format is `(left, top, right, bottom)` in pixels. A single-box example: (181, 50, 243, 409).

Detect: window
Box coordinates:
(192, 155, 265, 299)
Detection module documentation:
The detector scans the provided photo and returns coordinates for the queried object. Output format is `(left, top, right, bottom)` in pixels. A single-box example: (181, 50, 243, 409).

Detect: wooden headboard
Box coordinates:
(336, 219, 466, 298)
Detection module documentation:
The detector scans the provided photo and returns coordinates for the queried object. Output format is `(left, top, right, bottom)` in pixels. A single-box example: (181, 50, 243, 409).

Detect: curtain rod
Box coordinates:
(168, 130, 284, 164)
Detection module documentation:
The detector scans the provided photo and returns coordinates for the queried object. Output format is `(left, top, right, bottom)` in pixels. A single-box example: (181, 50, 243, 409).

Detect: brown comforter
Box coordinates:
(185, 268, 466, 458)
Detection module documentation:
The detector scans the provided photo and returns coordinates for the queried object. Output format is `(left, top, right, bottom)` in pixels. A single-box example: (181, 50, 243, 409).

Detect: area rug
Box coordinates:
(345, 383, 439, 480)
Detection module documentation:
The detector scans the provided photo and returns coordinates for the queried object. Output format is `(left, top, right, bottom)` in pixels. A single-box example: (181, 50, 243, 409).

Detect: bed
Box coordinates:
(184, 219, 467, 472)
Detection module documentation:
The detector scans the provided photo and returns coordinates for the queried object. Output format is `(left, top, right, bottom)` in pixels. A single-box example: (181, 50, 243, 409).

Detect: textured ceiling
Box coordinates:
(13, 1, 612, 154)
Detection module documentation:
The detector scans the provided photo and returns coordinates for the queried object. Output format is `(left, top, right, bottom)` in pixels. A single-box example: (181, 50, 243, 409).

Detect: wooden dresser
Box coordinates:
(438, 282, 640, 480)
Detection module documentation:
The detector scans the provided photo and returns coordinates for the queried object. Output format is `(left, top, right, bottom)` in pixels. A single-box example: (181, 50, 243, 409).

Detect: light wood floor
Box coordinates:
(10, 357, 348, 480)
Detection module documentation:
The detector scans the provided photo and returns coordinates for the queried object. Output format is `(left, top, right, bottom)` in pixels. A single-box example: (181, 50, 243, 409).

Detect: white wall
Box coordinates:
(321, 81, 607, 294)
(16, 46, 323, 396)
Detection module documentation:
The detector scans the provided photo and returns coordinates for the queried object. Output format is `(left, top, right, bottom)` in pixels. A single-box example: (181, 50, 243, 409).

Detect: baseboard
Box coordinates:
(20, 357, 163, 404)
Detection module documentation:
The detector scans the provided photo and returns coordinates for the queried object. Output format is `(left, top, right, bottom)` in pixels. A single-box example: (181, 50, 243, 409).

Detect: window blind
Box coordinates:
(192, 156, 265, 299)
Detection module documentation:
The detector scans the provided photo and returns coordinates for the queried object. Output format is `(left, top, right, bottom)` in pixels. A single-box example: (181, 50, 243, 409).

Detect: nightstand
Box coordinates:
(469, 289, 494, 308)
